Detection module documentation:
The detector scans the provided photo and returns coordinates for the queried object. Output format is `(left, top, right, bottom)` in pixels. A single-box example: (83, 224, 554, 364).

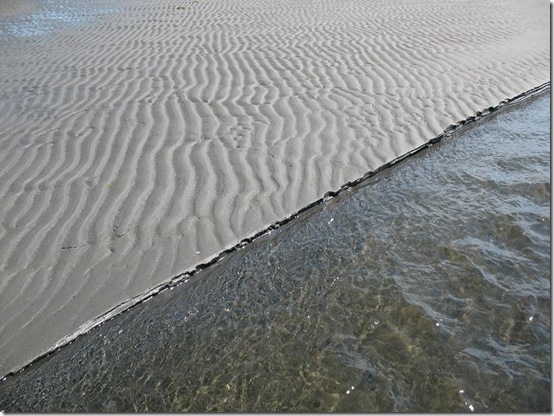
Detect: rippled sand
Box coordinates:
(0, 0, 549, 376)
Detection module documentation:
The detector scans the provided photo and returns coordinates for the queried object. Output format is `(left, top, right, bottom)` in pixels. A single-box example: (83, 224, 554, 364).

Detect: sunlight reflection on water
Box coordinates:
(1, 1, 119, 37)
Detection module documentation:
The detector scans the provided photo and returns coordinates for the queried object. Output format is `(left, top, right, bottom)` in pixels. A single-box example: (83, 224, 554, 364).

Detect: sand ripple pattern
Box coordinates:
(0, 0, 549, 376)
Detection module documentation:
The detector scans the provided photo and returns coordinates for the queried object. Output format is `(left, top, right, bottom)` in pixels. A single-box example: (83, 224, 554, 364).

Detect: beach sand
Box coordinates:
(0, 0, 549, 376)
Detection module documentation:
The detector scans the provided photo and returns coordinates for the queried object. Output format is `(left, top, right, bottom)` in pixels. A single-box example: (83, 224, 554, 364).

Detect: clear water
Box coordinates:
(0, 0, 119, 38)
(0, 92, 550, 412)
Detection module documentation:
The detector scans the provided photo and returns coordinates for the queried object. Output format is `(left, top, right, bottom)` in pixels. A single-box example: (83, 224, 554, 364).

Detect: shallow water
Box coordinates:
(0, 92, 550, 412)
(0, 0, 119, 38)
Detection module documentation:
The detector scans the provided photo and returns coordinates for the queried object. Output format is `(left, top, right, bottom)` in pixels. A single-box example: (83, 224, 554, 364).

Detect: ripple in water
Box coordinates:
(0, 0, 120, 38)
(0, 93, 550, 411)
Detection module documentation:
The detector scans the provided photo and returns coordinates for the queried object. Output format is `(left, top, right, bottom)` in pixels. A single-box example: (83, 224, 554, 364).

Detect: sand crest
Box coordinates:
(0, 0, 549, 376)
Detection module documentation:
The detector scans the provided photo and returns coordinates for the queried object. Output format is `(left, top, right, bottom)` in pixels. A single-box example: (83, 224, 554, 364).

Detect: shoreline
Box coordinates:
(0, 90, 549, 411)
(1, 83, 550, 381)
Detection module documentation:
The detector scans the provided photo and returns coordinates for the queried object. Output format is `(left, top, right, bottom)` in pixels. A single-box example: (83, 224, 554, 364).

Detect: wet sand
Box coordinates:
(0, 0, 549, 376)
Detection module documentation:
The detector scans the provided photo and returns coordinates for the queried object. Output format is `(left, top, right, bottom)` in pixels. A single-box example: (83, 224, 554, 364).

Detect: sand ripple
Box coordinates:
(0, 0, 549, 376)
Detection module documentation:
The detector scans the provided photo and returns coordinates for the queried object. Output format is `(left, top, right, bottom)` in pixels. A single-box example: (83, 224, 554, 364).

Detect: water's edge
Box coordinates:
(1, 81, 550, 381)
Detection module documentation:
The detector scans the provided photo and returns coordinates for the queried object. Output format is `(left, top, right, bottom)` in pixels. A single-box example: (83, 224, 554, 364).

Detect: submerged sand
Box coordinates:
(0, 0, 549, 376)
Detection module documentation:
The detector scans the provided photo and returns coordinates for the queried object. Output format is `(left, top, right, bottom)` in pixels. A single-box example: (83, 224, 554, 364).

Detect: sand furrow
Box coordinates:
(219, 52, 267, 235)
